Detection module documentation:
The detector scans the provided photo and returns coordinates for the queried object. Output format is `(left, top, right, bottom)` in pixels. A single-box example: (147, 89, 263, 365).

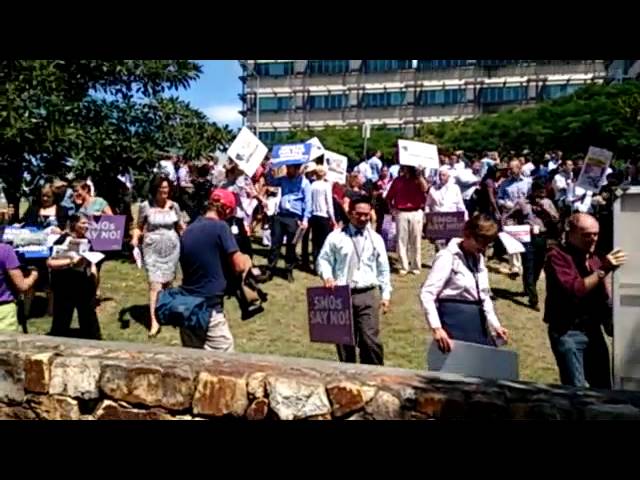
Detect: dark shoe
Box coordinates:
(528, 298, 540, 311)
(287, 271, 295, 283)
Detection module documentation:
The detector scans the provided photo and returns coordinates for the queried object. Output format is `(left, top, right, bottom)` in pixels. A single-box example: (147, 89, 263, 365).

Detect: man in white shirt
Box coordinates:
(521, 156, 536, 178)
(367, 150, 383, 182)
(455, 160, 482, 213)
(354, 158, 373, 182)
(309, 166, 335, 271)
(158, 156, 178, 183)
(426, 167, 468, 252)
(317, 196, 391, 366)
(552, 160, 575, 205)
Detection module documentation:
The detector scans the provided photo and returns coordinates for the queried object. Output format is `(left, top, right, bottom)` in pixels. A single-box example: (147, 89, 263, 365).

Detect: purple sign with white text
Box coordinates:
(424, 212, 466, 240)
(307, 286, 355, 346)
(87, 215, 127, 251)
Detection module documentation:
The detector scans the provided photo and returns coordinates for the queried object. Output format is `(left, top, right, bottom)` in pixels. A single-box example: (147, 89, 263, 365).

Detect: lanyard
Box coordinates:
(462, 252, 482, 302)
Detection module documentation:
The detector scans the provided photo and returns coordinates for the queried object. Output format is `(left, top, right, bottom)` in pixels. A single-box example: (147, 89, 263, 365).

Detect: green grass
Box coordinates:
(24, 240, 560, 384)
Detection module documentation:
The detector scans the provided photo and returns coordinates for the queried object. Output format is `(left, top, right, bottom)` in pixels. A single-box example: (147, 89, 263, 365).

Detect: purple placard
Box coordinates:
(307, 286, 355, 346)
(87, 215, 127, 251)
(424, 212, 466, 240)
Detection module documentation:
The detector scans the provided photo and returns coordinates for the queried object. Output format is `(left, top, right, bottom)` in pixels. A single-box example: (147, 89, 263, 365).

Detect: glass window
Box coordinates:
(259, 96, 293, 111)
(541, 84, 580, 100)
(254, 62, 294, 77)
(363, 60, 413, 73)
(476, 60, 521, 67)
(308, 94, 347, 110)
(259, 131, 289, 145)
(417, 89, 466, 105)
(362, 91, 406, 107)
(418, 60, 469, 70)
(307, 60, 349, 75)
(479, 86, 527, 104)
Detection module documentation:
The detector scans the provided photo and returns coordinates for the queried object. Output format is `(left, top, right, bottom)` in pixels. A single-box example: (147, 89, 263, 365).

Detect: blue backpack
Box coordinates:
(155, 287, 212, 330)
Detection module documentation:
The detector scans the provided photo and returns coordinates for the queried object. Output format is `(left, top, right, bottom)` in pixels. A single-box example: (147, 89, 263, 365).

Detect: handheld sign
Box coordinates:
(424, 212, 466, 240)
(427, 340, 519, 381)
(305, 137, 325, 161)
(306, 286, 355, 346)
(324, 150, 348, 184)
(576, 146, 613, 193)
(502, 225, 531, 244)
(498, 231, 525, 255)
(271, 142, 312, 167)
(227, 127, 268, 178)
(398, 139, 439, 170)
(87, 215, 127, 251)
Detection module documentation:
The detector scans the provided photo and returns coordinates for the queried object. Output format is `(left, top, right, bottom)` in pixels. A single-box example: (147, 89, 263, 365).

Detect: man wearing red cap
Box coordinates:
(178, 188, 250, 351)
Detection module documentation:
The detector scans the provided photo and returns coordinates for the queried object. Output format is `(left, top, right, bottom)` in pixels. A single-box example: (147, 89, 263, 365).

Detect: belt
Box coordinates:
(437, 298, 482, 306)
(397, 207, 423, 212)
(351, 286, 376, 294)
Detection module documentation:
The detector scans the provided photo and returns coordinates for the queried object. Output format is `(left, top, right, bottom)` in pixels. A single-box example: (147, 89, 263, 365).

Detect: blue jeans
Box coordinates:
(548, 328, 611, 389)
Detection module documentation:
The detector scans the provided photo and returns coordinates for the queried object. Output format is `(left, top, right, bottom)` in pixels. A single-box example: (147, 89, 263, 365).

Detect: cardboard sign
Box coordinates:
(271, 142, 312, 167)
(324, 150, 348, 184)
(498, 232, 525, 255)
(576, 146, 613, 193)
(424, 212, 466, 240)
(307, 286, 355, 346)
(397, 139, 439, 170)
(503, 225, 531, 244)
(227, 127, 269, 178)
(427, 340, 519, 381)
(305, 137, 325, 161)
(87, 215, 127, 251)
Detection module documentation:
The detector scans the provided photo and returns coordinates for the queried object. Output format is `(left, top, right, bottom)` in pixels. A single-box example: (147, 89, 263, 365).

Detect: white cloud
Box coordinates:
(202, 104, 242, 127)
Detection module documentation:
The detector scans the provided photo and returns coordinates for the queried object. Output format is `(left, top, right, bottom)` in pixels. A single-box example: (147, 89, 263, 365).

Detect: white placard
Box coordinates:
(397, 139, 439, 170)
(324, 150, 348, 184)
(81, 251, 105, 265)
(576, 146, 613, 193)
(503, 225, 531, 244)
(427, 340, 519, 381)
(498, 232, 526, 254)
(306, 137, 325, 161)
(226, 127, 268, 178)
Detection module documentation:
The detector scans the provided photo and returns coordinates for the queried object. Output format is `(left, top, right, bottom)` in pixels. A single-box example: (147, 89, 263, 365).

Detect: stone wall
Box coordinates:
(1, 333, 640, 420)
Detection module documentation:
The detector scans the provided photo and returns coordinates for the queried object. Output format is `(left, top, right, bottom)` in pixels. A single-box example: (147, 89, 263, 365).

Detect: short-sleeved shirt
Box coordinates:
(76, 197, 109, 216)
(0, 244, 20, 303)
(50, 234, 95, 289)
(180, 217, 239, 309)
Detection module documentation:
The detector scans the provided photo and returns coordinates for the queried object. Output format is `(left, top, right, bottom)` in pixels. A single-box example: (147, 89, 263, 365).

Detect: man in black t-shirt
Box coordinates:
(179, 188, 250, 351)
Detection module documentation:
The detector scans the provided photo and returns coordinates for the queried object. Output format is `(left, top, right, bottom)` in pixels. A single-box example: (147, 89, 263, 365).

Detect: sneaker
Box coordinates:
(411, 269, 421, 275)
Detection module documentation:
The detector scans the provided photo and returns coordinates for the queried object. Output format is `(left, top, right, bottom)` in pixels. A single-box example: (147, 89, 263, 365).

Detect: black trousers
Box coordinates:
(521, 236, 548, 306)
(300, 225, 311, 267)
(50, 279, 101, 340)
(336, 288, 384, 366)
(268, 214, 299, 272)
(310, 215, 331, 269)
(228, 217, 253, 258)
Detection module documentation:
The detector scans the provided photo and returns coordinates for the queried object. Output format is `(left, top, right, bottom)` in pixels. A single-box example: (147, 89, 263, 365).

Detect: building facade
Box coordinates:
(239, 60, 606, 145)
(606, 60, 640, 83)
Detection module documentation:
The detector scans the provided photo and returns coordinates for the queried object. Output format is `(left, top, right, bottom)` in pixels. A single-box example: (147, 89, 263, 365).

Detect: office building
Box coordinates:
(239, 60, 606, 145)
(606, 60, 640, 82)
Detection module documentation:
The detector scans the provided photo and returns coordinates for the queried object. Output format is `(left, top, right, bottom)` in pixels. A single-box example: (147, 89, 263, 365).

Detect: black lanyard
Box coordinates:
(462, 252, 482, 302)
(349, 228, 369, 270)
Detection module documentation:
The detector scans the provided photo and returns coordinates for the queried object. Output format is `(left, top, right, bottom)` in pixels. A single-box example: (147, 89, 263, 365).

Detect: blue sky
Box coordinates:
(176, 60, 243, 129)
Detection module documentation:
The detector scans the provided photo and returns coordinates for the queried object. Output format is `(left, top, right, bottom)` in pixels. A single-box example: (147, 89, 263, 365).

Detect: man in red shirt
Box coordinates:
(544, 213, 626, 389)
(386, 166, 429, 275)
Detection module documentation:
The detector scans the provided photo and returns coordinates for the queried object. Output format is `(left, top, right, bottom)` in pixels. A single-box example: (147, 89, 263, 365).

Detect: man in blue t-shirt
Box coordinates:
(179, 188, 250, 352)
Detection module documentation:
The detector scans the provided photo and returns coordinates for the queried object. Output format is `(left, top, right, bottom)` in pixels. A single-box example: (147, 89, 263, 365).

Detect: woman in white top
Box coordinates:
(420, 214, 508, 352)
(426, 167, 468, 252)
(309, 166, 335, 270)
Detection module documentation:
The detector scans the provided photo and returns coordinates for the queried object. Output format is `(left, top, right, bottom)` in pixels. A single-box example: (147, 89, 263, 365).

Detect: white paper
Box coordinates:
(324, 150, 348, 184)
(498, 231, 525, 254)
(576, 146, 613, 193)
(292, 227, 305, 245)
(305, 137, 325, 161)
(227, 127, 269, 178)
(427, 340, 519, 381)
(132, 246, 143, 269)
(397, 139, 439, 170)
(503, 225, 531, 244)
(81, 251, 105, 265)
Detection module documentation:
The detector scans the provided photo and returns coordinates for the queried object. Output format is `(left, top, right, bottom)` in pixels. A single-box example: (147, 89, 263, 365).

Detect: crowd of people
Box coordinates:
(0, 147, 635, 391)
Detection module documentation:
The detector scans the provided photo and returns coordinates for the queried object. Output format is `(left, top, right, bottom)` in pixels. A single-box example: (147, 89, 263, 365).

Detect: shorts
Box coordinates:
(180, 310, 235, 353)
(0, 303, 19, 332)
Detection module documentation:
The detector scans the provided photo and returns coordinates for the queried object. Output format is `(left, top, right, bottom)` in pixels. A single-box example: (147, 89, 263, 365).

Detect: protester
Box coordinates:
(158, 155, 178, 183)
(222, 163, 257, 258)
(309, 166, 335, 272)
(179, 188, 251, 351)
(264, 163, 312, 283)
(189, 163, 214, 222)
(551, 159, 575, 205)
(425, 167, 468, 252)
(354, 156, 373, 182)
(544, 213, 626, 388)
(455, 159, 482, 214)
(420, 214, 509, 352)
(72, 180, 113, 215)
(476, 166, 500, 222)
(131, 176, 185, 337)
(332, 182, 349, 228)
(316, 195, 391, 365)
(20, 183, 68, 232)
(386, 166, 429, 275)
(367, 150, 383, 182)
(47, 213, 101, 340)
(52, 178, 75, 217)
(300, 162, 319, 271)
(0, 243, 38, 332)
(343, 172, 366, 214)
(372, 166, 392, 233)
(176, 158, 194, 220)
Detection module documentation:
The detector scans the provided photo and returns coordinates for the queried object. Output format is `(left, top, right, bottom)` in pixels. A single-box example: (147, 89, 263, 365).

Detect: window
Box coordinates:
(417, 89, 466, 105)
(418, 60, 469, 70)
(479, 86, 527, 104)
(259, 131, 290, 145)
(258, 96, 293, 111)
(541, 84, 580, 100)
(361, 91, 406, 108)
(307, 60, 349, 75)
(363, 60, 412, 73)
(308, 94, 347, 110)
(476, 60, 521, 67)
(254, 62, 294, 77)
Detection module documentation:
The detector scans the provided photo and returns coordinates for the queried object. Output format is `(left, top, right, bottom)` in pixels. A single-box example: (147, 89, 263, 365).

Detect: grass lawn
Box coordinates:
(23, 238, 561, 385)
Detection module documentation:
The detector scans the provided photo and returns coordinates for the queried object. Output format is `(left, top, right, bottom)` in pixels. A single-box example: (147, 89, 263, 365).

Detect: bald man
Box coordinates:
(544, 213, 626, 389)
